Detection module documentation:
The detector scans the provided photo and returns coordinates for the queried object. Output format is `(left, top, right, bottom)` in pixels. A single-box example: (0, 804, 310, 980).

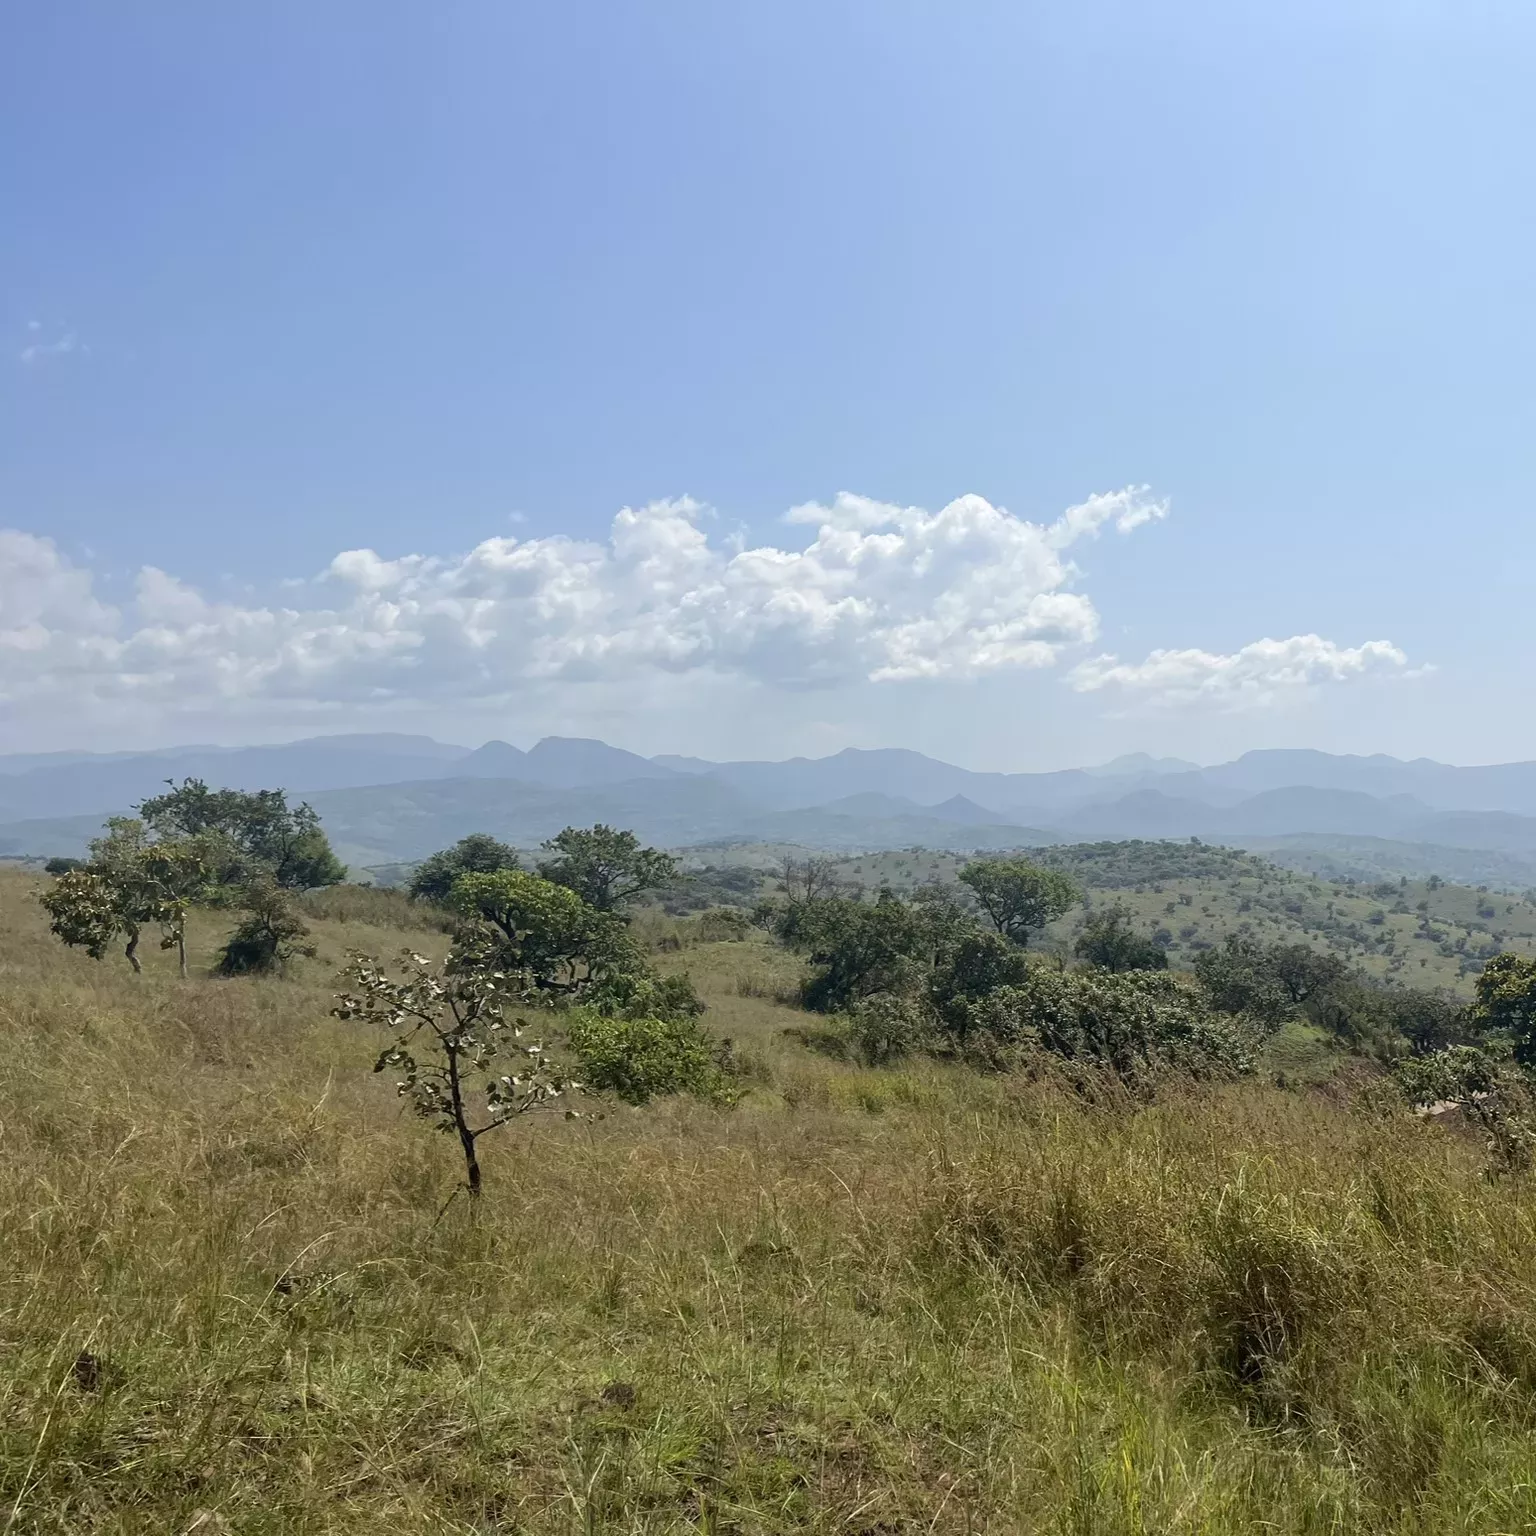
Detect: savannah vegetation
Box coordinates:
(8, 809, 1536, 1529)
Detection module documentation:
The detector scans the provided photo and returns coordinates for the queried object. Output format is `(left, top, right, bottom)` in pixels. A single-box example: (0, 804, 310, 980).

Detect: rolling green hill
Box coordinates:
(816, 840, 1536, 994)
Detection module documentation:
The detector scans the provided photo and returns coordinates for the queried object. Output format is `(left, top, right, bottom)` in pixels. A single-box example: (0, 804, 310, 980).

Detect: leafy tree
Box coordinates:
(139, 778, 345, 890)
(1397, 1044, 1535, 1176)
(777, 891, 942, 1012)
(563, 1010, 735, 1106)
(583, 967, 704, 1022)
(39, 870, 144, 972)
(537, 824, 676, 912)
(43, 856, 85, 875)
(39, 819, 216, 976)
(408, 833, 520, 903)
(1074, 904, 1170, 973)
(1267, 944, 1348, 1007)
(333, 948, 576, 1195)
(927, 930, 1032, 1038)
(1471, 952, 1536, 1066)
(958, 857, 1080, 946)
(448, 869, 636, 994)
(1193, 936, 1292, 1024)
(215, 878, 316, 975)
(1381, 987, 1469, 1056)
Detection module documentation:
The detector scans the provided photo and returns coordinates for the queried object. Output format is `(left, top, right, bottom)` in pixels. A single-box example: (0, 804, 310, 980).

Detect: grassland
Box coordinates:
(6, 865, 1536, 1531)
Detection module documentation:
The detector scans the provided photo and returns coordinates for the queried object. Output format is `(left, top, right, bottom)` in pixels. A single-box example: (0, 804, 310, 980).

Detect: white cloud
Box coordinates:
(0, 488, 1167, 731)
(1069, 634, 1411, 709)
(0, 491, 1411, 744)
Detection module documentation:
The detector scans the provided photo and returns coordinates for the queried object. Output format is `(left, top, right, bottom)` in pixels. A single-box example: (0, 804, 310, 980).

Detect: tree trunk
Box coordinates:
(124, 927, 142, 974)
(445, 1042, 482, 1195)
(177, 928, 187, 979)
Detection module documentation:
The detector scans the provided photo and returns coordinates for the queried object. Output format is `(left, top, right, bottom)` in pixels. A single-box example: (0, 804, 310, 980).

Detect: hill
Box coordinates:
(6, 861, 1536, 1527)
(16, 733, 1536, 875)
(824, 840, 1536, 993)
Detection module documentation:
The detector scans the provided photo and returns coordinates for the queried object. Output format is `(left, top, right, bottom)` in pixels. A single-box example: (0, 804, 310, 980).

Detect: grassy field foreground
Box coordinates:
(4, 871, 1536, 1531)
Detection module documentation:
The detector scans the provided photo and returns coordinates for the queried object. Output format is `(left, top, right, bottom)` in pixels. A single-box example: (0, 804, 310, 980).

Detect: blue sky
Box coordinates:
(3, 1, 1534, 768)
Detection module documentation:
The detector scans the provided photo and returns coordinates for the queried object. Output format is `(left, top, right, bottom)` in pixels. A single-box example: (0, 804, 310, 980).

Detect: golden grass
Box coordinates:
(3, 868, 1536, 1532)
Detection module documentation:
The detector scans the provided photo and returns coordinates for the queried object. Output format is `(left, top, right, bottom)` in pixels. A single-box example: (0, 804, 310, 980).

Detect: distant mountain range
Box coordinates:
(8, 732, 1536, 888)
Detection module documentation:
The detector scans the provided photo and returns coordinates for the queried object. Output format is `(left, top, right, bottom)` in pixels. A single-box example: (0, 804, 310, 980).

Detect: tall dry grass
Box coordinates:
(2, 868, 1536, 1531)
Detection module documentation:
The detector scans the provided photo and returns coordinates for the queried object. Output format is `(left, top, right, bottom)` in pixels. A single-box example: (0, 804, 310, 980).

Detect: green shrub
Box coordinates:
(961, 965, 1254, 1083)
(563, 1010, 737, 1106)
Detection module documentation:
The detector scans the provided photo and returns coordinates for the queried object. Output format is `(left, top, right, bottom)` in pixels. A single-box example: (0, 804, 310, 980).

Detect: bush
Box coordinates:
(216, 882, 316, 976)
(842, 992, 935, 1065)
(563, 1010, 737, 1105)
(960, 965, 1254, 1084)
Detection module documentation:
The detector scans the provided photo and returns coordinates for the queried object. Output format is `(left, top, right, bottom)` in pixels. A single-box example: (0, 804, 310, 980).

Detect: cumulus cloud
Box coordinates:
(0, 490, 1411, 741)
(1069, 634, 1411, 709)
(0, 489, 1164, 725)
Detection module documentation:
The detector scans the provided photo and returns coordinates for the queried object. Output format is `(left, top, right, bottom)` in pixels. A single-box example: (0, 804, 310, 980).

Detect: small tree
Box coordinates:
(332, 948, 577, 1194)
(39, 819, 215, 977)
(778, 855, 844, 904)
(1074, 904, 1169, 973)
(537, 824, 676, 912)
(449, 869, 636, 993)
(408, 833, 521, 902)
(1471, 952, 1536, 1067)
(958, 857, 1080, 946)
(216, 878, 317, 975)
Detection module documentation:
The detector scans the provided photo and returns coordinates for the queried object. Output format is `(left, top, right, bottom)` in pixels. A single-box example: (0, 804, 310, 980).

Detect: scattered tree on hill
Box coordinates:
(958, 857, 1080, 946)
(777, 891, 957, 1012)
(333, 948, 577, 1195)
(1471, 952, 1536, 1066)
(215, 878, 316, 976)
(139, 778, 345, 890)
(39, 818, 217, 977)
(448, 869, 637, 994)
(1074, 904, 1170, 973)
(408, 833, 521, 903)
(778, 855, 844, 904)
(537, 824, 676, 912)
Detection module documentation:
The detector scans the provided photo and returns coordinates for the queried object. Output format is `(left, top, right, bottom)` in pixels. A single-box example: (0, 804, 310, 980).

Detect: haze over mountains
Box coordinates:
(8, 734, 1536, 887)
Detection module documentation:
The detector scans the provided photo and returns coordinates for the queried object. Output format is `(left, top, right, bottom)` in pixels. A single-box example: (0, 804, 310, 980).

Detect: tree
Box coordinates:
(216, 878, 317, 975)
(333, 948, 576, 1195)
(1471, 952, 1536, 1067)
(139, 778, 345, 890)
(39, 819, 216, 977)
(408, 834, 521, 903)
(957, 857, 1080, 946)
(778, 891, 946, 1012)
(43, 856, 85, 875)
(1193, 936, 1292, 1025)
(1074, 904, 1170, 973)
(537, 824, 676, 913)
(778, 855, 844, 904)
(448, 870, 637, 994)
(1267, 944, 1348, 1007)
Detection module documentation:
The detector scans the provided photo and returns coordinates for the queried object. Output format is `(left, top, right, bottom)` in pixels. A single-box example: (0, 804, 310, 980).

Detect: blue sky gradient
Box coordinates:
(3, 2, 1534, 766)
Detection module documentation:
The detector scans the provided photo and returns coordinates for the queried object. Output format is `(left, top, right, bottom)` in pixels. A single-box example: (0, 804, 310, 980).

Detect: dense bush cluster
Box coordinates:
(766, 854, 1532, 1091)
